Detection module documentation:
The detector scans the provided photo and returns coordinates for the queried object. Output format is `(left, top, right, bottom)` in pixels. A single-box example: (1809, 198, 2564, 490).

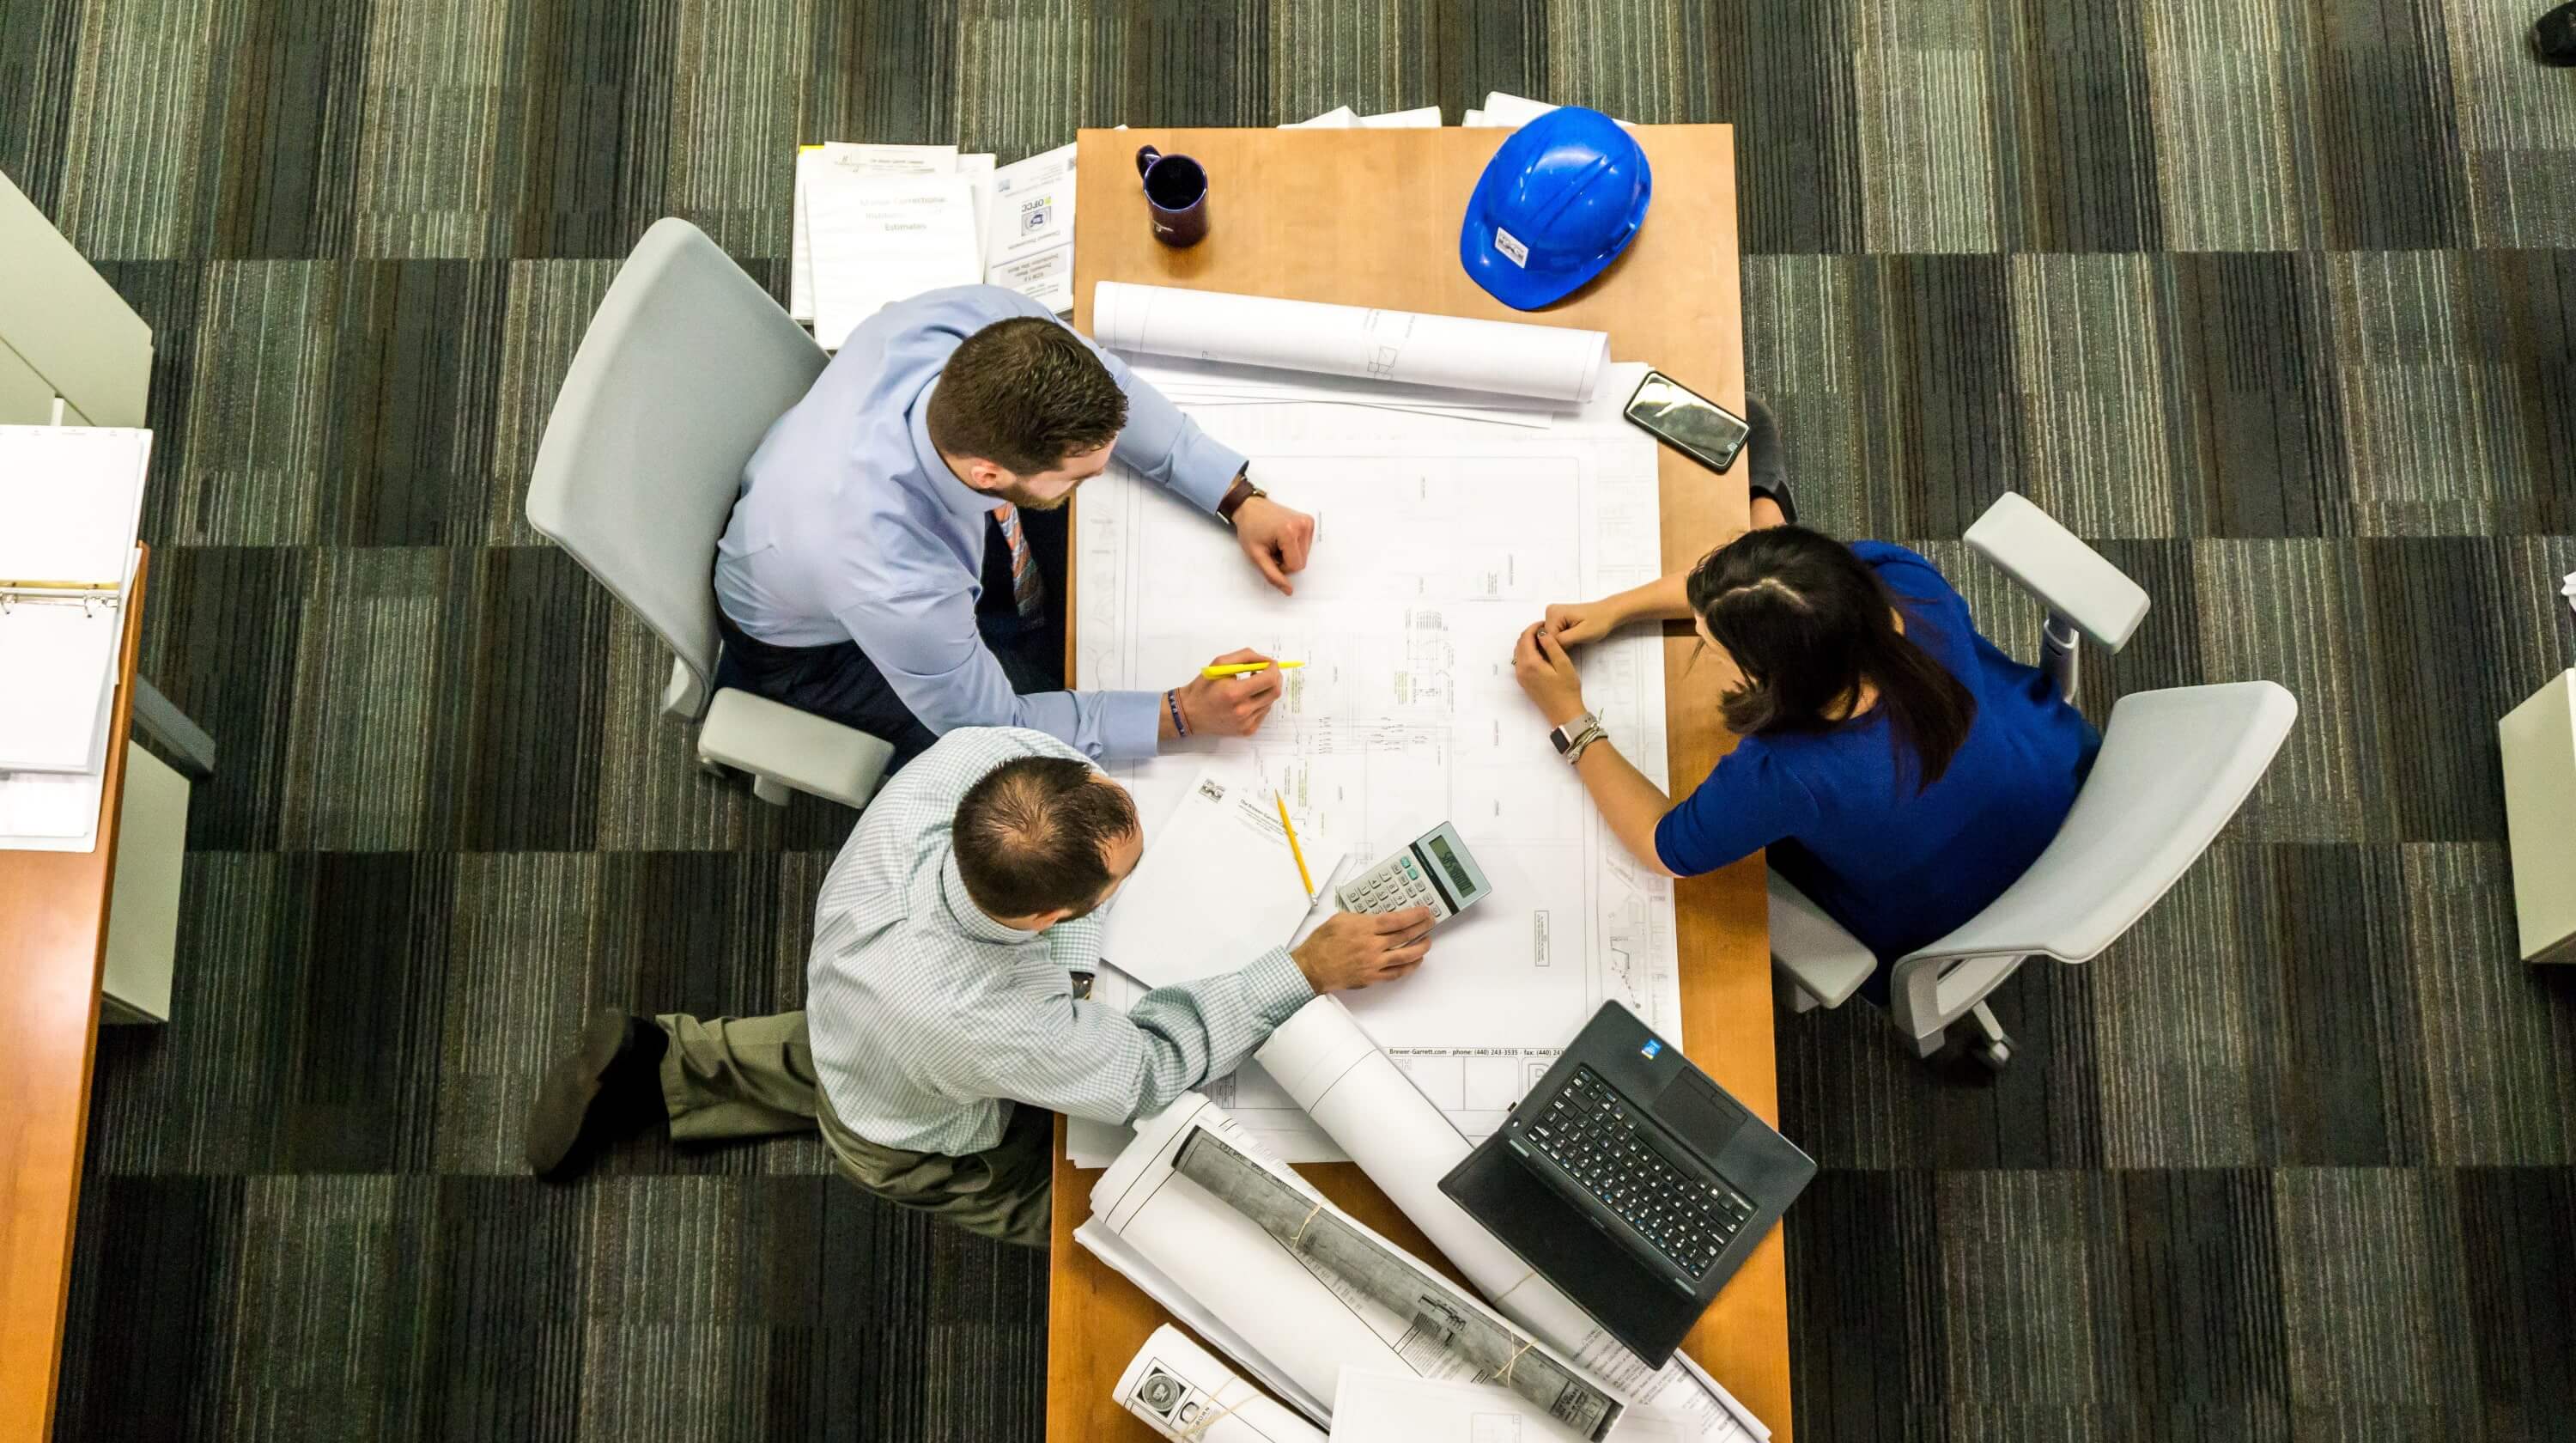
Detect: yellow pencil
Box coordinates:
(1274, 793, 1316, 897)
(1203, 660, 1306, 678)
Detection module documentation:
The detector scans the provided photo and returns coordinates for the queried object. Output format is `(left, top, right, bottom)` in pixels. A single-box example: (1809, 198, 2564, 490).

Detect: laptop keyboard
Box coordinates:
(1522, 1066, 1757, 1280)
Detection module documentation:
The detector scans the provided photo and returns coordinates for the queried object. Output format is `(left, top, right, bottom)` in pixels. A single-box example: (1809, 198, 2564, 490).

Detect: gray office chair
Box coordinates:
(1768, 494, 2298, 1069)
(527, 217, 893, 809)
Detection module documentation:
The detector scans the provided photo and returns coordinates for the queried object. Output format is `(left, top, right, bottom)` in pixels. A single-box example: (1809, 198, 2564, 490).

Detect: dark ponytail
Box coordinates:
(1685, 527, 1977, 791)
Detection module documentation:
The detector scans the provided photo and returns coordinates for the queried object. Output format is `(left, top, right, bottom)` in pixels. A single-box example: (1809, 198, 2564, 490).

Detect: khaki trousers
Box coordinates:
(655, 1010, 1055, 1249)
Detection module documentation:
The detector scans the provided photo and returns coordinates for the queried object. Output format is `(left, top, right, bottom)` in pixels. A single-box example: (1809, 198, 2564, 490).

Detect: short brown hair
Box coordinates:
(925, 317, 1129, 474)
(952, 755, 1140, 917)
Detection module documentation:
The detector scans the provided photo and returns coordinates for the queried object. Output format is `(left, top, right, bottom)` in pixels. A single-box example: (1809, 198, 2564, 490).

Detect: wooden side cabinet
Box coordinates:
(2500, 669, 2576, 964)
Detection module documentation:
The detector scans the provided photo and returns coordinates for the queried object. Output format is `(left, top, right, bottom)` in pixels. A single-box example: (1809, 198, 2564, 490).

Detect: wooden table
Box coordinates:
(0, 547, 148, 1443)
(1049, 127, 1783, 1439)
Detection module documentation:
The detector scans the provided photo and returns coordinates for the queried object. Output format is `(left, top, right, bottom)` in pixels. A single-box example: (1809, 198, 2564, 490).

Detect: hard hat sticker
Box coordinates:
(1492, 226, 1530, 268)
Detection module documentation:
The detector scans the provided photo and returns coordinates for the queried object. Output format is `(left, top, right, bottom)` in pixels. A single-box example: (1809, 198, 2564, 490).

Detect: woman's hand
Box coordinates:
(1513, 622, 1589, 728)
(1540, 597, 1625, 648)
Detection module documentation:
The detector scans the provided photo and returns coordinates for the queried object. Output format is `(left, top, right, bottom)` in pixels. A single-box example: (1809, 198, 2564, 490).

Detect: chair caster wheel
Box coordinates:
(1975, 1039, 2011, 1073)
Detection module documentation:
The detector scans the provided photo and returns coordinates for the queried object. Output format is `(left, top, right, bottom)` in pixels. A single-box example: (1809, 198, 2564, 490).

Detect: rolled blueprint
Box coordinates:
(1088, 1095, 1620, 1440)
(1116, 1324, 1325, 1443)
(1092, 282, 1612, 405)
(1171, 1129, 1620, 1438)
(1255, 997, 1770, 1442)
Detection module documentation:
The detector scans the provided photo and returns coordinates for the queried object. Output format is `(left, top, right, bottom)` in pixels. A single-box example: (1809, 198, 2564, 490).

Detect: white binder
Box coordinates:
(0, 425, 151, 775)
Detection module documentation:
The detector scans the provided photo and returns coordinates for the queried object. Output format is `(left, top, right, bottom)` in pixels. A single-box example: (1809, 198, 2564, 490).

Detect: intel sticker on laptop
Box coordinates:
(1639, 1039, 1662, 1059)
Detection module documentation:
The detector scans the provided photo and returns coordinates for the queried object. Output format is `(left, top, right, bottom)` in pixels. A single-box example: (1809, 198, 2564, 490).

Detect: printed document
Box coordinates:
(805, 174, 981, 351)
(1100, 764, 1343, 989)
(1118, 1324, 1325, 1443)
(986, 143, 1077, 313)
(790, 143, 960, 323)
(1073, 361, 1681, 1164)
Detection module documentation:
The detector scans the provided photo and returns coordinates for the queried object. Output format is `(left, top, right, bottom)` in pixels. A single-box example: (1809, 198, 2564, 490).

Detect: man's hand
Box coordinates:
(1232, 496, 1316, 596)
(1168, 648, 1286, 740)
(1291, 907, 1435, 992)
(1513, 622, 1589, 728)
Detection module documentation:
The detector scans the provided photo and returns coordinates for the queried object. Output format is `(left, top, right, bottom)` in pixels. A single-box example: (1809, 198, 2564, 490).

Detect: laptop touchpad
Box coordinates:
(1653, 1074, 1748, 1155)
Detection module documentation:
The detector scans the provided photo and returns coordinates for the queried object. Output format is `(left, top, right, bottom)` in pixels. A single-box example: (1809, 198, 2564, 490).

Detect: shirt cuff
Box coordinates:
(1241, 946, 1317, 1026)
(1169, 428, 1251, 514)
(1102, 689, 1164, 761)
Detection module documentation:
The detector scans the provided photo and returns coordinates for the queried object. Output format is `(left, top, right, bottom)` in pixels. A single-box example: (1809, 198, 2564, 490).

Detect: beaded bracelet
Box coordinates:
(1165, 689, 1190, 738)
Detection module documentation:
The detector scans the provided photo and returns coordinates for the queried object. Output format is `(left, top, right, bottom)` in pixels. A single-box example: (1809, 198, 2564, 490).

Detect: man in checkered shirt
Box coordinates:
(525, 726, 1432, 1245)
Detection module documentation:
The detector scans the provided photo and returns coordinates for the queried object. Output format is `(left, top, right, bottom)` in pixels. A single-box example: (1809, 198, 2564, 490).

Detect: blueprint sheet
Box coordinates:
(1075, 363, 1680, 1164)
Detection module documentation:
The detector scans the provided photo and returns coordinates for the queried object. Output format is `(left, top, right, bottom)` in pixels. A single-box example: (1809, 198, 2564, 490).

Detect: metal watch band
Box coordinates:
(1556, 722, 1597, 768)
(1550, 710, 1601, 756)
(1564, 724, 1609, 764)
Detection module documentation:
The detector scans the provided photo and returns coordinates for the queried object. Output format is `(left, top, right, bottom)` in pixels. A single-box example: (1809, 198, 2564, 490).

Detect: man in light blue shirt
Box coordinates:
(713, 284, 1319, 766)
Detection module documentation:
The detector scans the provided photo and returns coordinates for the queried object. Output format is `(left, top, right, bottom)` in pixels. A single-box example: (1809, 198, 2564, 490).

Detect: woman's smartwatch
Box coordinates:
(1549, 711, 1607, 764)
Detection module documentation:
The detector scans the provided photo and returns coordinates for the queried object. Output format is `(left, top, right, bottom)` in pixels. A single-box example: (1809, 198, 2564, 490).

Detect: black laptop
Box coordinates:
(1439, 1002, 1815, 1367)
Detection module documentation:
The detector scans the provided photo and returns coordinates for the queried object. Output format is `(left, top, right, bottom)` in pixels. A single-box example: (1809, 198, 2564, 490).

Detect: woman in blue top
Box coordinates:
(1511, 500, 2099, 1007)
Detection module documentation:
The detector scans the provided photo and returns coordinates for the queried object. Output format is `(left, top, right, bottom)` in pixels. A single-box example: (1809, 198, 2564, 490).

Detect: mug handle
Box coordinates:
(1135, 145, 1162, 180)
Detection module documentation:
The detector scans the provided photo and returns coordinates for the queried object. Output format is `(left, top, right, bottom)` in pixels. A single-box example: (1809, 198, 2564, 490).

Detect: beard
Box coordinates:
(999, 484, 1075, 512)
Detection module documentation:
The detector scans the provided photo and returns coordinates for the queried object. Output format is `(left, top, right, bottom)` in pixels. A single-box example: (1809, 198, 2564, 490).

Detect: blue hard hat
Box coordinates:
(1460, 107, 1652, 311)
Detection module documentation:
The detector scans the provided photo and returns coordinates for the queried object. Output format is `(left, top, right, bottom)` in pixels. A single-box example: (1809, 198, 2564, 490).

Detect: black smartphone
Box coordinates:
(1623, 369, 1751, 474)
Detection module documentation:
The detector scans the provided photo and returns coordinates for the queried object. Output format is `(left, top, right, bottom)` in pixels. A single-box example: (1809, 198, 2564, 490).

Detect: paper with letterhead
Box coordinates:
(791, 143, 963, 323)
(1100, 764, 1344, 990)
(805, 173, 982, 351)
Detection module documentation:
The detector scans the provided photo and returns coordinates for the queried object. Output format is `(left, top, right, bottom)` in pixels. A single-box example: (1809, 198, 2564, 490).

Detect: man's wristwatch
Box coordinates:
(1549, 711, 1607, 764)
(1217, 473, 1267, 527)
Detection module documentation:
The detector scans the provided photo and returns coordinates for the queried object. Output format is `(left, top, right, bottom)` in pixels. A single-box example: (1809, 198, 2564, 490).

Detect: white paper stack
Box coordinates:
(0, 425, 151, 853)
(1460, 92, 1637, 130)
(1284, 106, 1443, 129)
(793, 140, 1080, 346)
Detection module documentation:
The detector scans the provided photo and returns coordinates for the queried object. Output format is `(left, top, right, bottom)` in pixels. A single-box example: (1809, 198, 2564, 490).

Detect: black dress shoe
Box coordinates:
(1742, 395, 1797, 525)
(526, 1007, 669, 1179)
(2538, 3, 2576, 64)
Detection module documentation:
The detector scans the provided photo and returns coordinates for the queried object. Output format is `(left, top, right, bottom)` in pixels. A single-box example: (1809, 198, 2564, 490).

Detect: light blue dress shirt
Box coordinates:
(714, 285, 1249, 762)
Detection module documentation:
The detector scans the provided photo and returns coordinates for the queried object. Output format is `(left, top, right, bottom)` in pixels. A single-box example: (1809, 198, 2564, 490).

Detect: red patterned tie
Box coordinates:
(991, 503, 1045, 618)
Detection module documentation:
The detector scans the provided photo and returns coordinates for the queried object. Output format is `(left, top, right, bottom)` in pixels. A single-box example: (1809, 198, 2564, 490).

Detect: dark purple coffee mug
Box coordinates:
(1136, 146, 1210, 247)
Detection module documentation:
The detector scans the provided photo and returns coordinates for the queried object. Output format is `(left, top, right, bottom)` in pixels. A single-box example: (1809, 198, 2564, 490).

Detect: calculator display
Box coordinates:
(1426, 835, 1476, 896)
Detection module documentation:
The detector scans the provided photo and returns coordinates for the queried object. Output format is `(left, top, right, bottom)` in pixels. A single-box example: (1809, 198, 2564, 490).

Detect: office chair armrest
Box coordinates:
(660, 656, 709, 723)
(696, 688, 894, 810)
(1964, 492, 2149, 652)
(1767, 872, 1877, 1009)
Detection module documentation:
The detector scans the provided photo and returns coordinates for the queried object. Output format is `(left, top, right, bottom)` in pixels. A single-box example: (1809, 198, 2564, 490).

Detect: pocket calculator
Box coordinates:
(1334, 822, 1493, 924)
